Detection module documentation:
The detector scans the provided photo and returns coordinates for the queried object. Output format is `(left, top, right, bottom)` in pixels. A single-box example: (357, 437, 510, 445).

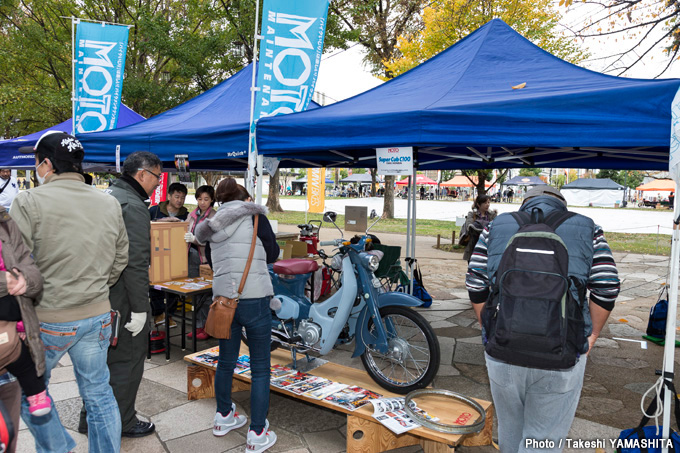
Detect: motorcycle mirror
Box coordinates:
(369, 209, 378, 219)
(323, 211, 337, 223)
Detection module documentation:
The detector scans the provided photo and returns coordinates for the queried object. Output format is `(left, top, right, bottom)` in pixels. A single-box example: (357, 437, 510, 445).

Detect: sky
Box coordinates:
(314, 2, 680, 104)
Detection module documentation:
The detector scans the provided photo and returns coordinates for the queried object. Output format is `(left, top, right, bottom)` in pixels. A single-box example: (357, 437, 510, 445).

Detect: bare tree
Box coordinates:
(561, 0, 680, 76)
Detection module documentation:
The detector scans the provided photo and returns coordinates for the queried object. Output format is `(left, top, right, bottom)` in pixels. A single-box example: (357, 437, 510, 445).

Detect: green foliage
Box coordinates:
(385, 0, 589, 79)
(554, 174, 566, 189)
(597, 169, 644, 189)
(354, 168, 367, 174)
(519, 168, 542, 177)
(339, 168, 349, 180)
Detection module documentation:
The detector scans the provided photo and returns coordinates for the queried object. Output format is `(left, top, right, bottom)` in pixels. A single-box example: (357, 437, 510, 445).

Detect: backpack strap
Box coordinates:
(510, 211, 531, 227)
(543, 211, 577, 232)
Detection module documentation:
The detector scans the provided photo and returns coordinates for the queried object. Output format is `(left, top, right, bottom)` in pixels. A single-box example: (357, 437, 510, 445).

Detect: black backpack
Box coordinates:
(482, 208, 586, 370)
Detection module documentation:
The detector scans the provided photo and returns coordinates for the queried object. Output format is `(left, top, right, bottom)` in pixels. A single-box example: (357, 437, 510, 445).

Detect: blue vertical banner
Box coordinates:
(250, 0, 330, 170)
(74, 21, 129, 134)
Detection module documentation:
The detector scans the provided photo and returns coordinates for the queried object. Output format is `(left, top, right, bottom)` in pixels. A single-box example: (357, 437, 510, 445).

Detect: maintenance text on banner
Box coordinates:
(74, 21, 129, 134)
(376, 147, 414, 176)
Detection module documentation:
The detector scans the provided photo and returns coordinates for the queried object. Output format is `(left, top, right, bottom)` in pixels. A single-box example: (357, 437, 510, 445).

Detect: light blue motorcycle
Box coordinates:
(265, 211, 440, 394)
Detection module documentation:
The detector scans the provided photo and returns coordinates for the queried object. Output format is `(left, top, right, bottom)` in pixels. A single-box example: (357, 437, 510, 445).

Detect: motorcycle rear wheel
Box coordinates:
(361, 306, 440, 394)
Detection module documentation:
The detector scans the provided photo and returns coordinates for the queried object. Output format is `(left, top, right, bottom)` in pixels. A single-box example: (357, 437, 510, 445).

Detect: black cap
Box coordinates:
(19, 130, 84, 163)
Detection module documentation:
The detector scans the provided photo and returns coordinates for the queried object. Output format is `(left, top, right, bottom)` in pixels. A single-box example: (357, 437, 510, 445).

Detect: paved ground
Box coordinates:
(15, 224, 679, 453)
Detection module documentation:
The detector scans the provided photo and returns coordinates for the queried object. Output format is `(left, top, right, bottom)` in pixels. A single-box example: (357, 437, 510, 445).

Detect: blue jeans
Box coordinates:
(485, 353, 587, 453)
(21, 313, 121, 453)
(215, 296, 271, 433)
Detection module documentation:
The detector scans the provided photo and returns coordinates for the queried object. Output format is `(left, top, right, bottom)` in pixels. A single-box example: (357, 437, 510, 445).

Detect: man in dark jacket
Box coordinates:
(465, 186, 619, 452)
(148, 182, 188, 221)
(104, 151, 162, 437)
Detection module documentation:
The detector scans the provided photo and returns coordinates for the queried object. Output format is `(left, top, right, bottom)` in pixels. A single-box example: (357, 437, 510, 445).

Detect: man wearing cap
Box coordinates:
(99, 151, 162, 438)
(465, 185, 620, 452)
(12, 131, 129, 452)
(0, 168, 19, 211)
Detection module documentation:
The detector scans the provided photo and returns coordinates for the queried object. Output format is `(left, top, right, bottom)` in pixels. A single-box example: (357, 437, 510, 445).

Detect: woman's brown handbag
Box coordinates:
(204, 215, 259, 339)
(0, 321, 21, 372)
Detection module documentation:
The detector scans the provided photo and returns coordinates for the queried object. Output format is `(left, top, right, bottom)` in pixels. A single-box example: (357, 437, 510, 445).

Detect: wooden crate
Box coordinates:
(149, 221, 189, 283)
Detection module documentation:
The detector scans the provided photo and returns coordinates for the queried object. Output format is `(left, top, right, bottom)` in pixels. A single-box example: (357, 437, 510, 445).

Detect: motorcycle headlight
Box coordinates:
(331, 254, 343, 271)
(361, 253, 380, 272)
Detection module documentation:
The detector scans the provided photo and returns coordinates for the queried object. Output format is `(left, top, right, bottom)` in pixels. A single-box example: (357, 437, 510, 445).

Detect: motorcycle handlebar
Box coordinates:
(319, 240, 340, 247)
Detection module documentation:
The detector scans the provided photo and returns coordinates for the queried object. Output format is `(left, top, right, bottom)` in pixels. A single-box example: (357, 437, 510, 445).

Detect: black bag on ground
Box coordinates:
(482, 208, 585, 370)
(647, 287, 669, 340)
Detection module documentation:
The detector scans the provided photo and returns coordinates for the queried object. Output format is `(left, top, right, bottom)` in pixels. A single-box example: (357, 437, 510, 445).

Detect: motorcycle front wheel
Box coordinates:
(361, 306, 440, 394)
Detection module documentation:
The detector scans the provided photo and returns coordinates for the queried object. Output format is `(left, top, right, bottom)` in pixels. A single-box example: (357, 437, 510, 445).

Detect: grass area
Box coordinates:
(267, 210, 462, 239)
(268, 210, 672, 256)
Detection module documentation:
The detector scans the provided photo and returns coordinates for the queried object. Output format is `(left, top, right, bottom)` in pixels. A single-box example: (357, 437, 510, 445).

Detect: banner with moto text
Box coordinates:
(149, 173, 168, 206)
(307, 167, 326, 213)
(250, 0, 330, 171)
(74, 21, 129, 134)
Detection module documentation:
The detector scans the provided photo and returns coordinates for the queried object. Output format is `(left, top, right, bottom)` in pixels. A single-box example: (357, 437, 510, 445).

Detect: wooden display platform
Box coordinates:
(185, 346, 493, 453)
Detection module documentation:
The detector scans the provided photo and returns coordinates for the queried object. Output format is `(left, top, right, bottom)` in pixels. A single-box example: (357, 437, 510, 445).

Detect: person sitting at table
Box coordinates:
(195, 178, 279, 453)
(148, 182, 188, 221)
(183, 185, 216, 341)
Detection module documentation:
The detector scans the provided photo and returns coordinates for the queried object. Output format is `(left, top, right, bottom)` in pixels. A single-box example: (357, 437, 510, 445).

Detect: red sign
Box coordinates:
(149, 172, 168, 206)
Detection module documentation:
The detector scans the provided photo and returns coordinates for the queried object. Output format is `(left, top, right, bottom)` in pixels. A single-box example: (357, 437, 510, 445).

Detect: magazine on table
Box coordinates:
(192, 347, 220, 367)
(370, 397, 439, 435)
(323, 385, 382, 411)
(234, 355, 250, 374)
(304, 382, 350, 400)
(288, 376, 331, 395)
(271, 371, 312, 389)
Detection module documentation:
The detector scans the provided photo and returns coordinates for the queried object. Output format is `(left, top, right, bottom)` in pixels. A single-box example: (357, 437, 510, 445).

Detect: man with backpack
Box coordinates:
(466, 185, 619, 452)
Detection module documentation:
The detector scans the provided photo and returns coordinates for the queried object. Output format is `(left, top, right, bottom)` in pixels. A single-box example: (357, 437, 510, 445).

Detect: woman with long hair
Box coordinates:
(460, 194, 497, 262)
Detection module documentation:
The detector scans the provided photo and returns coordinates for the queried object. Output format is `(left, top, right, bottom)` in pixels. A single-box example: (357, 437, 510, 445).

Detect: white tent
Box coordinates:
(561, 178, 624, 207)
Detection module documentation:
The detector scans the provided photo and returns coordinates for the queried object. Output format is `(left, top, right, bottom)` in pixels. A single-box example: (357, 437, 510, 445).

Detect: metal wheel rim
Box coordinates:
(404, 388, 486, 435)
(364, 313, 431, 387)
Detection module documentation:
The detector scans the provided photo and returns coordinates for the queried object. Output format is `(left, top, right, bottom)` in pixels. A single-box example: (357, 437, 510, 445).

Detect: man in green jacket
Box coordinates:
(14, 131, 128, 453)
(104, 151, 162, 438)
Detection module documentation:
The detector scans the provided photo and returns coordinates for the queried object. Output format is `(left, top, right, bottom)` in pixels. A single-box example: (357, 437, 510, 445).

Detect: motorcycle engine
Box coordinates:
(297, 320, 322, 346)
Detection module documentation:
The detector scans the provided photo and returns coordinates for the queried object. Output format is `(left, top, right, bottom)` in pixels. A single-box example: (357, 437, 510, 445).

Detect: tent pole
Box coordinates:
(662, 184, 680, 451)
(246, 0, 261, 198)
(256, 154, 264, 204)
(410, 166, 416, 296)
(71, 17, 76, 136)
(406, 174, 412, 281)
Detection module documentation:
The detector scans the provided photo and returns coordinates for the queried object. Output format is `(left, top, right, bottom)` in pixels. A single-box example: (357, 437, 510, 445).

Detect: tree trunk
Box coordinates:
(266, 168, 284, 212)
(334, 168, 339, 186)
(370, 169, 377, 197)
(198, 171, 220, 188)
(382, 175, 395, 219)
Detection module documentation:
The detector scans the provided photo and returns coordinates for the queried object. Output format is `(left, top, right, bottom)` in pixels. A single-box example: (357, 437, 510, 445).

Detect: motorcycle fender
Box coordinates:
(352, 292, 422, 358)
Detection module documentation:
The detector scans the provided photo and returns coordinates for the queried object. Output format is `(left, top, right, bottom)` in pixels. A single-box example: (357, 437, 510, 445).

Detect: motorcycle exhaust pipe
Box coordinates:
(271, 329, 322, 353)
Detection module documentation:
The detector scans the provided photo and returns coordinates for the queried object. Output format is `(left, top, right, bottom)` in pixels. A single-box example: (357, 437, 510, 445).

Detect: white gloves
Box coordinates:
(124, 312, 147, 336)
(184, 232, 195, 243)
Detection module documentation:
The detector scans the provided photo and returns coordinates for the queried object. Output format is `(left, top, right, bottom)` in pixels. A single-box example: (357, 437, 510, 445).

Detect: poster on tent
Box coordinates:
(149, 173, 168, 206)
(74, 21, 130, 134)
(307, 167, 325, 213)
(376, 147, 413, 176)
(249, 0, 330, 173)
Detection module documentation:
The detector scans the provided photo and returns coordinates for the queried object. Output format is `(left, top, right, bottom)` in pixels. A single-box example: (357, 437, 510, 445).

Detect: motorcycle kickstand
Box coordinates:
(289, 348, 316, 371)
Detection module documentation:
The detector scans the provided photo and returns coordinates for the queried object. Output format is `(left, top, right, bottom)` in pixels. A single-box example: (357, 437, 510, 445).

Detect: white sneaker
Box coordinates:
(213, 403, 247, 437)
(246, 420, 277, 452)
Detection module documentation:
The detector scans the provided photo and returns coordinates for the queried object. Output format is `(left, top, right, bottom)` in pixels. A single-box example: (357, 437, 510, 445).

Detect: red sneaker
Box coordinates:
(187, 327, 210, 340)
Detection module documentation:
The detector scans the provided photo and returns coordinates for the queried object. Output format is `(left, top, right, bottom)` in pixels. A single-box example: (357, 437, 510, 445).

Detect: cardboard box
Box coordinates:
(149, 221, 189, 283)
(199, 264, 213, 279)
(280, 240, 309, 260)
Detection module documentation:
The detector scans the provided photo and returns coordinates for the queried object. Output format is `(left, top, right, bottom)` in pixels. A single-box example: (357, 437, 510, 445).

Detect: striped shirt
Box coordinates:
(465, 223, 619, 310)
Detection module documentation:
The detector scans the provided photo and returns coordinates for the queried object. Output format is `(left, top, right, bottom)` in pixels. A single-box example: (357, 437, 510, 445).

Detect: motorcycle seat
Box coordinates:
(273, 259, 319, 275)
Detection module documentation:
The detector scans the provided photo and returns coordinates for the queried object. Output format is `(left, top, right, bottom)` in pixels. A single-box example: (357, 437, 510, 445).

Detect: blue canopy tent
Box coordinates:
(78, 64, 319, 170)
(257, 19, 680, 171)
(0, 104, 144, 168)
(503, 175, 546, 186)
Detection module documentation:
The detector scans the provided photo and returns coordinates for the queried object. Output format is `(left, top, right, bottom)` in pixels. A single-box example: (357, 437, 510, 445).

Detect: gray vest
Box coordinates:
(200, 201, 273, 300)
(486, 196, 596, 349)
